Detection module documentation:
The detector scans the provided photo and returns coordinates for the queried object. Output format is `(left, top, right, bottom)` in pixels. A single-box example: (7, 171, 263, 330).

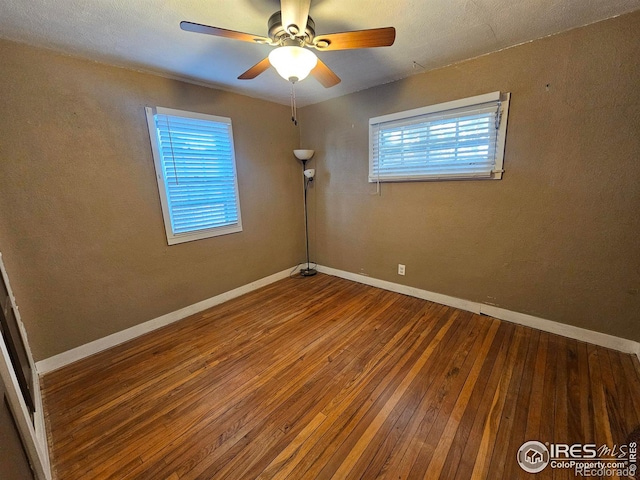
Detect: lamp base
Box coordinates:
(300, 267, 317, 277)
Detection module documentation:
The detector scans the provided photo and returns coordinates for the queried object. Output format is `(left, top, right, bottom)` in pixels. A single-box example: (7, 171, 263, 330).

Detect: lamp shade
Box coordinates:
(294, 149, 315, 160)
(269, 46, 318, 82)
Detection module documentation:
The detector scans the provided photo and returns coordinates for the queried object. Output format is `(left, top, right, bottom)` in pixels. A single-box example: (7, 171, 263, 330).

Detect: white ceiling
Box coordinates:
(1, 0, 638, 107)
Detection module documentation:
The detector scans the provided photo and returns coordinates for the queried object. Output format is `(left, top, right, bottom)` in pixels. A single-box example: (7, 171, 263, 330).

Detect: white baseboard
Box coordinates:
(36, 264, 640, 374)
(317, 265, 640, 360)
(36, 267, 295, 374)
(479, 304, 640, 357)
(317, 266, 482, 314)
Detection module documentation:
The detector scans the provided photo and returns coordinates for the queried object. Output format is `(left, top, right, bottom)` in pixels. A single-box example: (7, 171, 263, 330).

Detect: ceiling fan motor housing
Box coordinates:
(268, 11, 316, 45)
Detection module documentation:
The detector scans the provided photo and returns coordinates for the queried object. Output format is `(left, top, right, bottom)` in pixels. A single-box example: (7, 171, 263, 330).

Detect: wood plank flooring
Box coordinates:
(41, 274, 640, 479)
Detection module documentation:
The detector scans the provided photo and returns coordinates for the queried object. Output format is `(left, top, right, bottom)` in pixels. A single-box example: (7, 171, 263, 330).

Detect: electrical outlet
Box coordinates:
(398, 264, 405, 276)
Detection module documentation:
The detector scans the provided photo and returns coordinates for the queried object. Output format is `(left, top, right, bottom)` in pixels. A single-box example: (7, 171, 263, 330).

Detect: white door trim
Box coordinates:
(0, 253, 51, 480)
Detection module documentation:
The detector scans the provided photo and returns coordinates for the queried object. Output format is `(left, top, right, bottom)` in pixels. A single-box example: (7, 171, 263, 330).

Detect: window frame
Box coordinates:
(369, 91, 510, 182)
(145, 106, 243, 245)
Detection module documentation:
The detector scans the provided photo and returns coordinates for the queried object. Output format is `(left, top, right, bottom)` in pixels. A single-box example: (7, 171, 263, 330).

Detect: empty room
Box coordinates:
(0, 0, 639, 479)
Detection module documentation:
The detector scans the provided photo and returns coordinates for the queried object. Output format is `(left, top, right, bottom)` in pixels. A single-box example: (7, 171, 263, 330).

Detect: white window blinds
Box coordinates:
(369, 92, 510, 182)
(145, 107, 242, 245)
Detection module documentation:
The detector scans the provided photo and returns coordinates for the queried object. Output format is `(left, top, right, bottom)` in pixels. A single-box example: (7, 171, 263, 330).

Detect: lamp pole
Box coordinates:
(301, 159, 315, 276)
(293, 149, 316, 276)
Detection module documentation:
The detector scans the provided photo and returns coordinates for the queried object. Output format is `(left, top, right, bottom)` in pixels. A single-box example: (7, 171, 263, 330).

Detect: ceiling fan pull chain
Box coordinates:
(290, 82, 298, 126)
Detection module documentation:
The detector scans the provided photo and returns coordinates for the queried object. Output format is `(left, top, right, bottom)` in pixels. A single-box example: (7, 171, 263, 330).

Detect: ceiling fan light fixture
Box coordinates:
(268, 46, 318, 82)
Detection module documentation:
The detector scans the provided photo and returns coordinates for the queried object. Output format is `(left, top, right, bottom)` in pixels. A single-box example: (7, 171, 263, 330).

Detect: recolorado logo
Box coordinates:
(517, 440, 637, 477)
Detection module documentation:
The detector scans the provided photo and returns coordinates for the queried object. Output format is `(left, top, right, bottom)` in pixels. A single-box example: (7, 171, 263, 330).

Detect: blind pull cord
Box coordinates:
(372, 125, 381, 196)
(491, 101, 502, 174)
(166, 116, 179, 185)
(495, 100, 502, 130)
(376, 133, 381, 196)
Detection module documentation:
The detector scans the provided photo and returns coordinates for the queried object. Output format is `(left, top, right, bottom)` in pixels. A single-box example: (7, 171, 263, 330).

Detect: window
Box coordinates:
(145, 107, 242, 245)
(369, 91, 510, 182)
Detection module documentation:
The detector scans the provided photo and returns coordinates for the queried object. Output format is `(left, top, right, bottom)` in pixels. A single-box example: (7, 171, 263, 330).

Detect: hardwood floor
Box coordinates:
(42, 274, 640, 479)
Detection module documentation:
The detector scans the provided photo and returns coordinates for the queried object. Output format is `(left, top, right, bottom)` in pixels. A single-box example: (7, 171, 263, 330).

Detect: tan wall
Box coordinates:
(300, 12, 640, 342)
(0, 40, 304, 360)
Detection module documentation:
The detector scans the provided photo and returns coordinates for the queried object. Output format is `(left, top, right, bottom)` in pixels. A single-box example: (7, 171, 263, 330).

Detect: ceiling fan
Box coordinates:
(180, 0, 396, 88)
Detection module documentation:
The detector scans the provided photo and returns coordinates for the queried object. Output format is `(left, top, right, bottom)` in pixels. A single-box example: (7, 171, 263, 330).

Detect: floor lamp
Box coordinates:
(294, 149, 316, 276)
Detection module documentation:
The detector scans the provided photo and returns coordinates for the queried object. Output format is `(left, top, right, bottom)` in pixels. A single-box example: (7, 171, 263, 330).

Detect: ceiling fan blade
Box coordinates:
(313, 27, 396, 50)
(181, 21, 270, 44)
(280, 0, 311, 37)
(311, 59, 341, 88)
(238, 57, 272, 80)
